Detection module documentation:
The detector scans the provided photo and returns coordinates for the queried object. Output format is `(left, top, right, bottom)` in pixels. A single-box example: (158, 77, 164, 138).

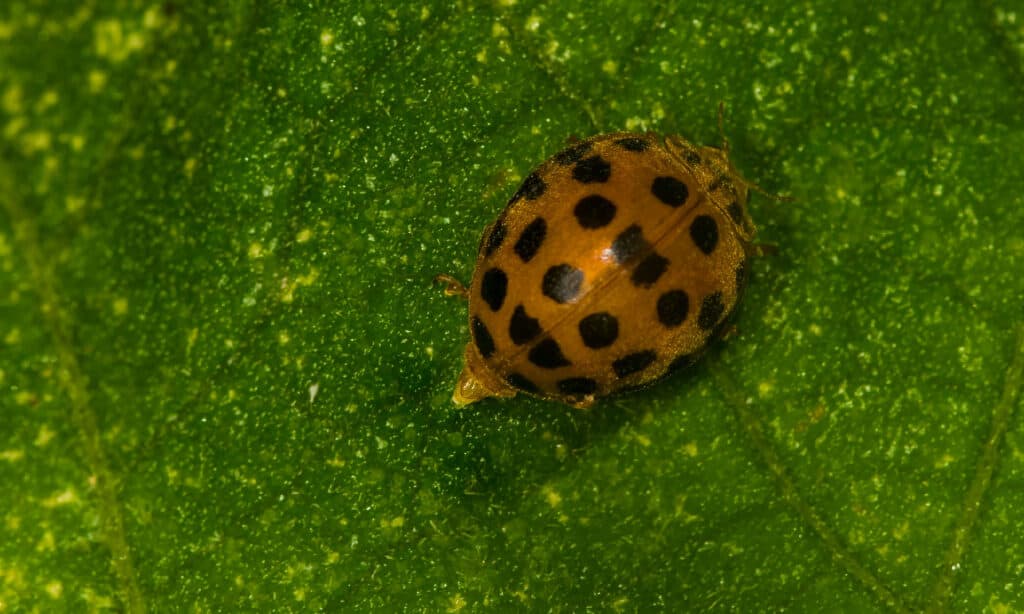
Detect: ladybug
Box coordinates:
(437, 109, 768, 408)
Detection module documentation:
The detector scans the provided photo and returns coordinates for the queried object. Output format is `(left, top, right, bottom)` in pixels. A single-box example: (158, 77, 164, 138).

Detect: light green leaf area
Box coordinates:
(2, 1, 1023, 611)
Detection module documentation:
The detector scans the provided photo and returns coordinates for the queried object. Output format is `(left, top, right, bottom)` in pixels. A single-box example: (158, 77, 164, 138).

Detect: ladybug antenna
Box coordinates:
(433, 273, 469, 300)
(717, 101, 730, 155)
(717, 101, 794, 203)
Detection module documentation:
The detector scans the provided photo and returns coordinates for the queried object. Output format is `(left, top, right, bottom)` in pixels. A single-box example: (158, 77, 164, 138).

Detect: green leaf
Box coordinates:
(2, 1, 1023, 611)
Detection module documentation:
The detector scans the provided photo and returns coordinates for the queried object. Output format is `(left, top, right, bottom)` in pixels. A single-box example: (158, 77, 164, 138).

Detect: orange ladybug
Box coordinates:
(437, 113, 764, 408)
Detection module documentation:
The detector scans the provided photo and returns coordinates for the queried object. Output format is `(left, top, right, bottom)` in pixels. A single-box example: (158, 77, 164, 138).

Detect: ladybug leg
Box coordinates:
(568, 394, 596, 410)
(432, 274, 469, 300)
(747, 181, 796, 203)
(719, 323, 740, 341)
(752, 243, 779, 257)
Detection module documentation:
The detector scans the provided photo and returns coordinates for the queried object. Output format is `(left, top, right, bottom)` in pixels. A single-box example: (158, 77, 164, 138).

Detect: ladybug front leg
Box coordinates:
(432, 274, 469, 300)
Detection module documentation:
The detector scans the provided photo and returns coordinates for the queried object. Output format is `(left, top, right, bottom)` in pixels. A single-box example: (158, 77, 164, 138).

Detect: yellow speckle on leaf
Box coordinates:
(89, 70, 108, 93)
(82, 589, 114, 609)
(0, 21, 14, 40)
(70, 134, 86, 151)
(320, 29, 334, 46)
(2, 565, 26, 591)
(325, 550, 340, 564)
(36, 530, 55, 552)
(112, 297, 128, 315)
(2, 84, 23, 114)
(683, 441, 699, 457)
(184, 157, 197, 177)
(281, 267, 320, 303)
(625, 117, 647, 131)
(42, 488, 79, 508)
(94, 19, 146, 62)
(35, 425, 55, 447)
(448, 593, 467, 612)
(475, 48, 487, 63)
(14, 390, 34, 405)
(990, 601, 1012, 614)
(0, 449, 24, 462)
(22, 130, 52, 154)
(37, 89, 59, 111)
(934, 453, 955, 469)
(327, 456, 345, 468)
(542, 485, 561, 507)
(278, 331, 290, 345)
(757, 380, 774, 398)
(4, 116, 26, 139)
(892, 520, 910, 540)
(248, 242, 264, 259)
(525, 14, 541, 31)
(296, 228, 313, 243)
(602, 60, 618, 75)
(45, 581, 63, 599)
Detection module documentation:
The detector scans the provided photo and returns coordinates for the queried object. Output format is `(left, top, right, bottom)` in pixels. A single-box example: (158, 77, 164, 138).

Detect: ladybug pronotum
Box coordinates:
(438, 115, 763, 409)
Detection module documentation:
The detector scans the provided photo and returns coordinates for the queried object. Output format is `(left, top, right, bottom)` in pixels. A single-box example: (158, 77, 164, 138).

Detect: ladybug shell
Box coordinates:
(454, 132, 757, 408)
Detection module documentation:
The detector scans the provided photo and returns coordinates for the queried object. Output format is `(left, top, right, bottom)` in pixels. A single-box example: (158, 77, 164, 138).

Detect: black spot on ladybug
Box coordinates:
(514, 217, 547, 262)
(511, 172, 546, 202)
(555, 141, 592, 165)
(483, 219, 507, 257)
(657, 289, 689, 328)
(529, 338, 571, 369)
(610, 224, 649, 265)
(690, 215, 719, 255)
(574, 195, 617, 229)
(509, 304, 542, 345)
(613, 350, 657, 378)
(666, 352, 695, 374)
(614, 137, 648, 152)
(542, 264, 583, 304)
(698, 292, 725, 331)
(578, 312, 619, 349)
(472, 316, 495, 358)
(727, 201, 744, 225)
(573, 155, 611, 183)
(651, 176, 689, 207)
(631, 252, 669, 288)
(557, 377, 597, 396)
(506, 372, 539, 394)
(480, 268, 508, 312)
